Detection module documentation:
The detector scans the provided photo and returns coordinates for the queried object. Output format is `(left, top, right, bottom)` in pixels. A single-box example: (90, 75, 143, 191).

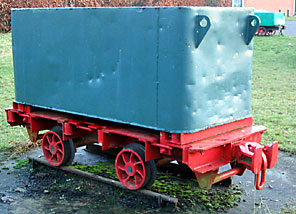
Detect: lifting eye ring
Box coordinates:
(200, 18, 208, 27)
(254, 152, 267, 190)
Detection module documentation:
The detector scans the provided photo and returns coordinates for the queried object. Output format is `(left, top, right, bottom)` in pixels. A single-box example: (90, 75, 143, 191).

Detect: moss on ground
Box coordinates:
(13, 158, 29, 169)
(70, 161, 117, 180)
(70, 162, 242, 212)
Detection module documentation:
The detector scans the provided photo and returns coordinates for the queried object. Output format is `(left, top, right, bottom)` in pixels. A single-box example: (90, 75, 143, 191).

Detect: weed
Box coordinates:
(59, 194, 66, 200)
(75, 186, 82, 191)
(281, 199, 296, 214)
(13, 158, 29, 169)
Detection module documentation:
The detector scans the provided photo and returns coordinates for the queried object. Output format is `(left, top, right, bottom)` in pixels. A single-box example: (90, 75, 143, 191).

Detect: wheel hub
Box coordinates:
(50, 145, 55, 153)
(126, 165, 135, 176)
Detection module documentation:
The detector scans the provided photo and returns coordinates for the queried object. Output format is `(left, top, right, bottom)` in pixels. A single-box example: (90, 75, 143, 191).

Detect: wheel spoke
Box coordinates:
(121, 153, 128, 164)
(56, 152, 62, 162)
(43, 145, 50, 151)
(53, 135, 60, 145)
(46, 135, 51, 144)
(43, 149, 51, 157)
(50, 154, 56, 161)
(123, 175, 131, 183)
(55, 135, 60, 144)
(134, 174, 142, 185)
(117, 165, 125, 172)
(51, 135, 56, 144)
(135, 169, 144, 179)
(134, 161, 142, 166)
(56, 141, 63, 148)
(129, 152, 134, 163)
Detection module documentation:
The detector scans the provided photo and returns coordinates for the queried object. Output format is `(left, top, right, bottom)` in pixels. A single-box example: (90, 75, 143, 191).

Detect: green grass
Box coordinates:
(0, 33, 295, 153)
(286, 16, 296, 21)
(0, 33, 27, 151)
(252, 35, 296, 153)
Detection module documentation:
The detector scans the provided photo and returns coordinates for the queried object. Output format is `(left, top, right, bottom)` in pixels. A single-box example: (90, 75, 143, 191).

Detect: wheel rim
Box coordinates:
(42, 131, 65, 166)
(115, 149, 146, 190)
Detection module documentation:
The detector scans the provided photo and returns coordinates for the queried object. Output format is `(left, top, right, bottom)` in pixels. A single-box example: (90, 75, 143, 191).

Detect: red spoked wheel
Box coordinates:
(257, 27, 266, 36)
(42, 126, 75, 167)
(268, 30, 276, 36)
(115, 143, 156, 190)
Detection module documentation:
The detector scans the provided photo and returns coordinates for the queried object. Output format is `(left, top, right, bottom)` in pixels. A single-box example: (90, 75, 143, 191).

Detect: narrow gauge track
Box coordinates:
(28, 156, 178, 205)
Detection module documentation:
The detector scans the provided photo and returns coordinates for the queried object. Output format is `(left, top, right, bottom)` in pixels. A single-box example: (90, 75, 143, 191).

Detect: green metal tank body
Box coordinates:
(12, 7, 257, 133)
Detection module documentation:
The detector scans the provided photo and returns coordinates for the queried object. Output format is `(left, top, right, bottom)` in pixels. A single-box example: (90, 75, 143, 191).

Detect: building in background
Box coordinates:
(232, 0, 295, 16)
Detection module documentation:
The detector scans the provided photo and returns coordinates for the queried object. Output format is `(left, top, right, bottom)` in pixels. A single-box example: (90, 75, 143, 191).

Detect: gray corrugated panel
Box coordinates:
(12, 7, 256, 133)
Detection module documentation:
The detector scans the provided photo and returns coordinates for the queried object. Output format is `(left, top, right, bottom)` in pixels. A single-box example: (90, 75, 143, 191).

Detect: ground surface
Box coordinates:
(0, 148, 295, 214)
(283, 21, 296, 37)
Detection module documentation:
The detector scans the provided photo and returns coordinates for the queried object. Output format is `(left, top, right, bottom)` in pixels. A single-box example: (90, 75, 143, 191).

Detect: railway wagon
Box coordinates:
(255, 11, 286, 36)
(6, 7, 278, 190)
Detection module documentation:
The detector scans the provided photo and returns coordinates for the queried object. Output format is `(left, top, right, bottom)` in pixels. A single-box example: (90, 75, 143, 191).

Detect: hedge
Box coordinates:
(0, 0, 231, 32)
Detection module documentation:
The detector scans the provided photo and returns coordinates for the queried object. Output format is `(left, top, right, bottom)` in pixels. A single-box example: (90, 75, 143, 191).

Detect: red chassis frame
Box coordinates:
(6, 102, 278, 190)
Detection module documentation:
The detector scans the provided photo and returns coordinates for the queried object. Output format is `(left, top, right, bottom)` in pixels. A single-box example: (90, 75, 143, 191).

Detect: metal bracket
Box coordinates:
(194, 15, 211, 48)
(244, 15, 260, 45)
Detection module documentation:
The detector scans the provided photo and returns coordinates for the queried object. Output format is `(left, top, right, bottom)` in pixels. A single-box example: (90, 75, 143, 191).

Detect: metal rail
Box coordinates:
(29, 157, 178, 205)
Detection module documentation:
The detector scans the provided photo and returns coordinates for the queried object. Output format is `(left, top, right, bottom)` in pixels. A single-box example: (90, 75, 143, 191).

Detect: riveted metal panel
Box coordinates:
(12, 7, 256, 133)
